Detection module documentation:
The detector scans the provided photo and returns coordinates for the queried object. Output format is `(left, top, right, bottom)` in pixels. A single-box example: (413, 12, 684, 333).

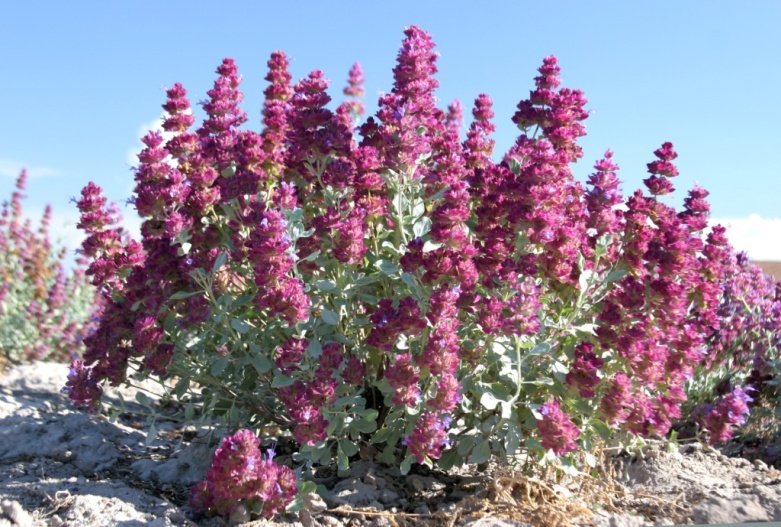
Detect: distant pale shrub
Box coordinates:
(0, 170, 101, 364)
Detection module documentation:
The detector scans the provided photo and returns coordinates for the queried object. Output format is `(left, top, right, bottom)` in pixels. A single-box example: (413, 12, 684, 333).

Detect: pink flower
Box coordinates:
(565, 341, 604, 398)
(693, 386, 754, 443)
(62, 360, 103, 412)
(384, 353, 421, 407)
(536, 399, 580, 456)
(403, 411, 451, 463)
(191, 429, 297, 518)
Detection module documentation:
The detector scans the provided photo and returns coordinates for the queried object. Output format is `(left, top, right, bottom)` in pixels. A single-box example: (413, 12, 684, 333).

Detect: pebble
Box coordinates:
(754, 459, 769, 471)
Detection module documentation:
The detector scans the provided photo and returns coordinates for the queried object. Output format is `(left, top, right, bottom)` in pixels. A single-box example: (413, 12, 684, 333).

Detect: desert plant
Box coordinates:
(0, 170, 101, 364)
(63, 25, 773, 520)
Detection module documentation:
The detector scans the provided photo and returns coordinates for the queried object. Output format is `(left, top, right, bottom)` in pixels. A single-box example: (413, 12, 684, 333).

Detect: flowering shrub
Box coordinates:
(0, 170, 100, 364)
(685, 252, 781, 442)
(65, 25, 779, 519)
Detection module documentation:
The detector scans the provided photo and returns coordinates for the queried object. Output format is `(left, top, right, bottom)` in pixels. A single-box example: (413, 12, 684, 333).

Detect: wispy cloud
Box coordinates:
(0, 158, 60, 179)
(711, 214, 781, 261)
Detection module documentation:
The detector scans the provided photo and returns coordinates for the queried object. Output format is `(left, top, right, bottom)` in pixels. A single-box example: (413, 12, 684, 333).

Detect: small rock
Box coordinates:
(303, 492, 328, 514)
(0, 500, 33, 527)
(680, 442, 702, 454)
(378, 488, 401, 506)
(325, 479, 381, 508)
(754, 459, 769, 471)
(413, 505, 431, 515)
(691, 495, 769, 525)
(317, 516, 344, 527)
(367, 517, 394, 527)
(407, 475, 444, 492)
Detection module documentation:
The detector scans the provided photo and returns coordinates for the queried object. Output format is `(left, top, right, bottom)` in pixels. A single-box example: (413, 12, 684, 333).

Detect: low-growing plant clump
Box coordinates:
(0, 170, 101, 365)
(52, 25, 781, 521)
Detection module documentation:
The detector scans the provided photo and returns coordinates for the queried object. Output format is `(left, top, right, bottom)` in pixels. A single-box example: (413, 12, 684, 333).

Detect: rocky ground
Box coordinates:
(1, 363, 780, 527)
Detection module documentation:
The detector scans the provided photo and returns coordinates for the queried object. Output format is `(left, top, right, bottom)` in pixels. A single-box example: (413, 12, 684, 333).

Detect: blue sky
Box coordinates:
(2, 1, 780, 261)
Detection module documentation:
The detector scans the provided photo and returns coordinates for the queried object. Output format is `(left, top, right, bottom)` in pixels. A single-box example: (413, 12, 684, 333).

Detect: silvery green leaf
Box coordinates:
(471, 439, 491, 465)
(401, 273, 419, 290)
(230, 318, 250, 334)
(321, 309, 340, 325)
(525, 437, 544, 451)
(145, 423, 158, 447)
(358, 294, 378, 305)
(528, 342, 551, 356)
(572, 323, 598, 335)
(413, 215, 431, 237)
(135, 392, 151, 408)
(412, 200, 425, 219)
(313, 280, 336, 292)
(591, 419, 612, 441)
(169, 290, 201, 300)
(306, 339, 323, 358)
(300, 250, 321, 262)
(251, 354, 272, 374)
(422, 240, 442, 253)
(400, 454, 414, 475)
(350, 418, 377, 434)
(231, 295, 254, 308)
(381, 241, 403, 255)
(339, 439, 359, 457)
(375, 260, 400, 276)
(212, 251, 227, 274)
(271, 375, 295, 388)
(479, 392, 501, 411)
(360, 408, 379, 421)
(220, 163, 236, 177)
(437, 449, 459, 471)
(173, 377, 189, 397)
(334, 395, 361, 406)
(605, 268, 628, 284)
(499, 400, 513, 420)
(210, 357, 229, 376)
(506, 423, 522, 455)
(370, 427, 392, 445)
(578, 269, 595, 293)
(353, 275, 378, 286)
(457, 435, 475, 456)
(337, 448, 349, 472)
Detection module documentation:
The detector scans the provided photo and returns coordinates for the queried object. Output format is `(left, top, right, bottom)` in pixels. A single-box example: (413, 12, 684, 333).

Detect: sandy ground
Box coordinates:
(1, 362, 780, 527)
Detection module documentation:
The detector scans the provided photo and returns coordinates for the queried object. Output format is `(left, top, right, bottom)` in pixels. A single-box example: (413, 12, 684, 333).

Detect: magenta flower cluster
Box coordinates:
(190, 429, 297, 518)
(536, 400, 581, 456)
(692, 386, 754, 443)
